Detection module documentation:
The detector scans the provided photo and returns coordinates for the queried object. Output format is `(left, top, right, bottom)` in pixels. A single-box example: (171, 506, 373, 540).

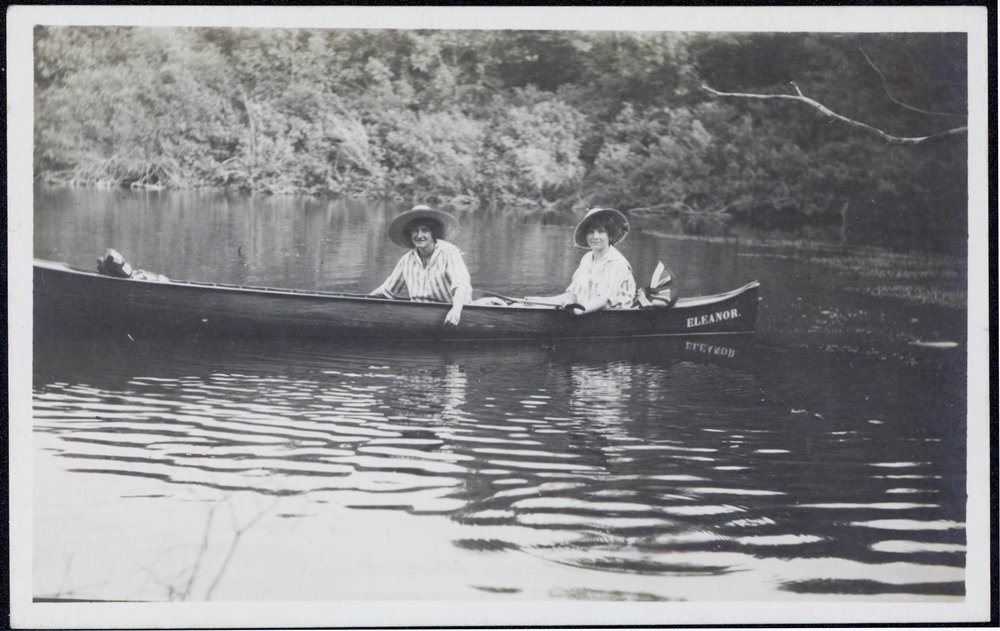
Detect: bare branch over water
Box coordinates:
(702, 83, 968, 145)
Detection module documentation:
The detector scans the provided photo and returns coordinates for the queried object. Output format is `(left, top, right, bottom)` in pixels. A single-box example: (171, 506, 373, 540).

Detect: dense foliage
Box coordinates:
(34, 27, 967, 250)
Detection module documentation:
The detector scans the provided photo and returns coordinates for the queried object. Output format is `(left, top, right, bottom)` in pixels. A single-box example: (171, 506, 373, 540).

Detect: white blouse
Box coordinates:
(373, 240, 472, 303)
(566, 246, 636, 309)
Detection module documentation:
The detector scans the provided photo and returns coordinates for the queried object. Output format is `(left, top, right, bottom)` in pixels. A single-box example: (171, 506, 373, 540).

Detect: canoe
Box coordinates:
(33, 259, 759, 342)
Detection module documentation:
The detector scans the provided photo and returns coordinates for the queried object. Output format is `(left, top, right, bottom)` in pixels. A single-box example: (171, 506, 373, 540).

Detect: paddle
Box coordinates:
(474, 290, 582, 312)
(473, 289, 535, 304)
(477, 260, 675, 312)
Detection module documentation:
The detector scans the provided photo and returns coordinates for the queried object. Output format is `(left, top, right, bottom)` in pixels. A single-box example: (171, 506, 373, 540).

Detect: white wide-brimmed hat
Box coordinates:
(387, 205, 460, 248)
(573, 207, 630, 248)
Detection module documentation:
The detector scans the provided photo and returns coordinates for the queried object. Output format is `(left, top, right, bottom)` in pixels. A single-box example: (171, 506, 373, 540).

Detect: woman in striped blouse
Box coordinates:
(370, 205, 473, 326)
(525, 207, 636, 315)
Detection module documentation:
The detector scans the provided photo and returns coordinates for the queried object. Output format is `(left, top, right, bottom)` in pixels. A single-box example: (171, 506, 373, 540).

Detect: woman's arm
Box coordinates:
(444, 288, 469, 325)
(444, 246, 473, 326)
(566, 295, 612, 315)
(522, 291, 576, 307)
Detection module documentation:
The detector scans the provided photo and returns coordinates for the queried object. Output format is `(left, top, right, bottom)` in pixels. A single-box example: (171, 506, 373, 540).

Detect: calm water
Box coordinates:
(31, 186, 968, 605)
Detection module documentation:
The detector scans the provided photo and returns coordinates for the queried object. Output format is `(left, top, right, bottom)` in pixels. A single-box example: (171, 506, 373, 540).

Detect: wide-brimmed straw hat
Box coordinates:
(573, 207, 630, 248)
(387, 205, 459, 248)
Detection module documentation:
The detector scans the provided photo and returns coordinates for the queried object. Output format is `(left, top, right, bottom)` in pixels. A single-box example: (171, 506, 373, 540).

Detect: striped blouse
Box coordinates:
(566, 245, 636, 309)
(373, 240, 472, 303)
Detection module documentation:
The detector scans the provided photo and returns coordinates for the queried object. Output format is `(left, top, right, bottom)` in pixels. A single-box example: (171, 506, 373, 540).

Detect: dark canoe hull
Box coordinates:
(33, 259, 759, 342)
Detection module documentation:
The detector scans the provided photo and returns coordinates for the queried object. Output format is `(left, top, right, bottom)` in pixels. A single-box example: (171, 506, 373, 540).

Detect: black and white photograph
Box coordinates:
(8, 5, 992, 629)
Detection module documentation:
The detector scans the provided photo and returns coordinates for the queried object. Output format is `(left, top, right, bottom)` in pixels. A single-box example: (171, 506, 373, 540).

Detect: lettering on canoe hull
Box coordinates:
(686, 308, 739, 329)
(685, 341, 737, 358)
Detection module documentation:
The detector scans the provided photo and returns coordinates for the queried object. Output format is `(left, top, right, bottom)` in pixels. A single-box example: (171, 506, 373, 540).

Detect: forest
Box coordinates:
(33, 27, 968, 252)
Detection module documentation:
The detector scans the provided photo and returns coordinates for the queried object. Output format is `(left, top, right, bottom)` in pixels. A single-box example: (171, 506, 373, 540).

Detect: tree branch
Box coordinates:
(859, 47, 965, 118)
(702, 83, 967, 145)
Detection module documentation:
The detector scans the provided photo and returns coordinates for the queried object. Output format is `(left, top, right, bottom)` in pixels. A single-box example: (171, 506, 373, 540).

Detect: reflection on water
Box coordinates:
(33, 334, 965, 602)
(31, 186, 967, 604)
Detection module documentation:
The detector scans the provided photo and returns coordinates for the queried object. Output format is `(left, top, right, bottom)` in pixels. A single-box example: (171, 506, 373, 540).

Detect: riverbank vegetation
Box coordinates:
(34, 27, 967, 251)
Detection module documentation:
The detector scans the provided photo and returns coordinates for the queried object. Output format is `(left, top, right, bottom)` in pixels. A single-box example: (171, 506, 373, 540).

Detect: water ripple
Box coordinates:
(31, 332, 967, 601)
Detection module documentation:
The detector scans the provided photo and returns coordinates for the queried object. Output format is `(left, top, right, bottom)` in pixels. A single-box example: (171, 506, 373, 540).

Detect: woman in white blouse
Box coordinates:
(526, 207, 636, 315)
(370, 205, 473, 326)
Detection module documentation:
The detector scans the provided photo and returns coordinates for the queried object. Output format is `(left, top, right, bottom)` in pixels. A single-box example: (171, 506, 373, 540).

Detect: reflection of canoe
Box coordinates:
(34, 259, 759, 341)
(34, 333, 756, 390)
